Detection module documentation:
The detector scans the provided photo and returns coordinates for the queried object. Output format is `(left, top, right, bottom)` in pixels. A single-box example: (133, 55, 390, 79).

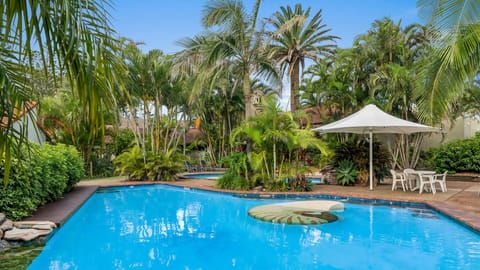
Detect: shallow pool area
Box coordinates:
(306, 176, 323, 184)
(28, 185, 480, 269)
(181, 172, 224, 179)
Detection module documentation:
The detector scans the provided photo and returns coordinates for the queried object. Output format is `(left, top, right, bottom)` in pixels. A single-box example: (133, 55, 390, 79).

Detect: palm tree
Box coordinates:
(230, 96, 329, 190)
(122, 42, 191, 158)
(1, 0, 124, 183)
(416, 0, 480, 125)
(300, 52, 360, 119)
(174, 0, 280, 119)
(268, 4, 338, 113)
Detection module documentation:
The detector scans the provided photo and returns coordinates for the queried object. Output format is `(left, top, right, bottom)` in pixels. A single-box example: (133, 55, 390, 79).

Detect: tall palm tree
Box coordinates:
(1, 0, 124, 183)
(174, 0, 280, 119)
(416, 0, 480, 124)
(268, 4, 338, 113)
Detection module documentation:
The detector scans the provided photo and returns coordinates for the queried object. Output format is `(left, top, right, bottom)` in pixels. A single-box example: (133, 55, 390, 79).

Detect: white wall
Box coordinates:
(421, 115, 480, 150)
(13, 108, 47, 145)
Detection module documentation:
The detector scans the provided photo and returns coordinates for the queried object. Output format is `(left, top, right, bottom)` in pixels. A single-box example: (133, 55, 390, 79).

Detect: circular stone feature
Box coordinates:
(248, 200, 344, 225)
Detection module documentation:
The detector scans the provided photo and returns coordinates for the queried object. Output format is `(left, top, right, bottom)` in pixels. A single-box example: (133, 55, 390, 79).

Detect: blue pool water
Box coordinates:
(182, 173, 224, 179)
(306, 177, 323, 184)
(29, 185, 480, 269)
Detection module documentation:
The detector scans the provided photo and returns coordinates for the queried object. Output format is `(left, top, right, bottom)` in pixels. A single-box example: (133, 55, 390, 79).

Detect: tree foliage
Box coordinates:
(416, 0, 480, 125)
(227, 96, 330, 191)
(0, 0, 125, 184)
(269, 3, 338, 112)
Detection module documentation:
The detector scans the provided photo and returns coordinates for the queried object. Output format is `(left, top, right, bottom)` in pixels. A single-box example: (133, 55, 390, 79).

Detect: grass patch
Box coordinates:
(0, 244, 44, 270)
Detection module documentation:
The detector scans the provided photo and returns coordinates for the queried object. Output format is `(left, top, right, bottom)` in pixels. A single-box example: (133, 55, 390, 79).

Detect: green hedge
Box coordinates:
(0, 143, 84, 220)
(428, 133, 480, 173)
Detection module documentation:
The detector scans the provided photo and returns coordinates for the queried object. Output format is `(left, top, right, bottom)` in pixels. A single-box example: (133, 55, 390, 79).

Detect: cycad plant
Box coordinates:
(333, 136, 391, 184)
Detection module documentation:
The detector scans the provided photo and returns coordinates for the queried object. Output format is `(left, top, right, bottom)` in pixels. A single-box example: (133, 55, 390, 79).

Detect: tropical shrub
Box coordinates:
(0, 159, 39, 219)
(54, 144, 85, 191)
(0, 143, 84, 220)
(267, 178, 289, 192)
(146, 150, 184, 181)
(113, 145, 148, 180)
(428, 133, 480, 173)
(113, 145, 184, 181)
(91, 154, 115, 178)
(110, 129, 135, 156)
(275, 163, 313, 191)
(336, 160, 358, 186)
(287, 174, 314, 192)
(87, 130, 135, 178)
(216, 171, 250, 190)
(227, 97, 330, 191)
(333, 137, 390, 183)
(217, 153, 252, 190)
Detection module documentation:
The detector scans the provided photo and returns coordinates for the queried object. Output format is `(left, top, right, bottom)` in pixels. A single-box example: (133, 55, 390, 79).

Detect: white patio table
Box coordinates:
(409, 170, 436, 192)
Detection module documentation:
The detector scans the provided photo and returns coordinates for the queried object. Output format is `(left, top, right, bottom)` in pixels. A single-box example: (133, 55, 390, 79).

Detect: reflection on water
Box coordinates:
(116, 202, 205, 242)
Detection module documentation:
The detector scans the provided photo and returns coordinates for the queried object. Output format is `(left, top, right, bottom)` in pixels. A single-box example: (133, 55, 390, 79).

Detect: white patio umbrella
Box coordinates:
(312, 104, 440, 190)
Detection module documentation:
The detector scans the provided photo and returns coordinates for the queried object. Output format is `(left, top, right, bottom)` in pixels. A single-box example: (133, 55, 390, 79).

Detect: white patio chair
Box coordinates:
(431, 171, 448, 192)
(403, 168, 417, 191)
(390, 169, 406, 191)
(418, 173, 436, 195)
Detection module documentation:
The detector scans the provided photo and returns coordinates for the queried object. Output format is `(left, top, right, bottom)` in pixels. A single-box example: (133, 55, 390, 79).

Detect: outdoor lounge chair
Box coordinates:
(200, 160, 212, 171)
(390, 169, 407, 191)
(185, 161, 198, 172)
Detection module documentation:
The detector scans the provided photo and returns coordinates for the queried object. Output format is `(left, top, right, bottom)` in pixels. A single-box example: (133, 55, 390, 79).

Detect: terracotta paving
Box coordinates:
(25, 175, 480, 232)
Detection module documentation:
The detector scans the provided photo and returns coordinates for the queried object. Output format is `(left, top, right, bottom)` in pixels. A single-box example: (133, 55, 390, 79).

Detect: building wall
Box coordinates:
(421, 115, 480, 150)
(13, 108, 47, 145)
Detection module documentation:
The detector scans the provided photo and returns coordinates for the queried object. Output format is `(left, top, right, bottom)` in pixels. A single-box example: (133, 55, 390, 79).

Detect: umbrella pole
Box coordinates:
(369, 131, 373, 191)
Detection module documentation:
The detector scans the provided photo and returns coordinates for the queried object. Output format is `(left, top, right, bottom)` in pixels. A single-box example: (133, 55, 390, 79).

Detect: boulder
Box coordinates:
(13, 221, 56, 229)
(3, 227, 52, 241)
(0, 213, 5, 224)
(0, 229, 3, 239)
(0, 219, 13, 231)
(32, 224, 54, 230)
(0, 240, 11, 250)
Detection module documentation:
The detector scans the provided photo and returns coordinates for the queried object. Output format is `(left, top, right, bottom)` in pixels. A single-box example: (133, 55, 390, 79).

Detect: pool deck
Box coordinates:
(23, 174, 480, 232)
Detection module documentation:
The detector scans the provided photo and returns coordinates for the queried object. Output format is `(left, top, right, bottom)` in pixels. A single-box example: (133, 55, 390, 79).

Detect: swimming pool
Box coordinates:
(181, 172, 224, 179)
(28, 185, 480, 269)
(306, 176, 323, 184)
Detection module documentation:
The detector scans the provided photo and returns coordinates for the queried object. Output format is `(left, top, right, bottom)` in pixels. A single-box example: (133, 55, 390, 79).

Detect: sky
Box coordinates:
(111, 0, 422, 109)
(111, 0, 422, 54)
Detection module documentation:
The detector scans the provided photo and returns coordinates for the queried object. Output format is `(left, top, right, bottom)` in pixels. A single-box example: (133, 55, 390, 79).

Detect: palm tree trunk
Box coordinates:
(243, 72, 254, 119)
(290, 61, 300, 113)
